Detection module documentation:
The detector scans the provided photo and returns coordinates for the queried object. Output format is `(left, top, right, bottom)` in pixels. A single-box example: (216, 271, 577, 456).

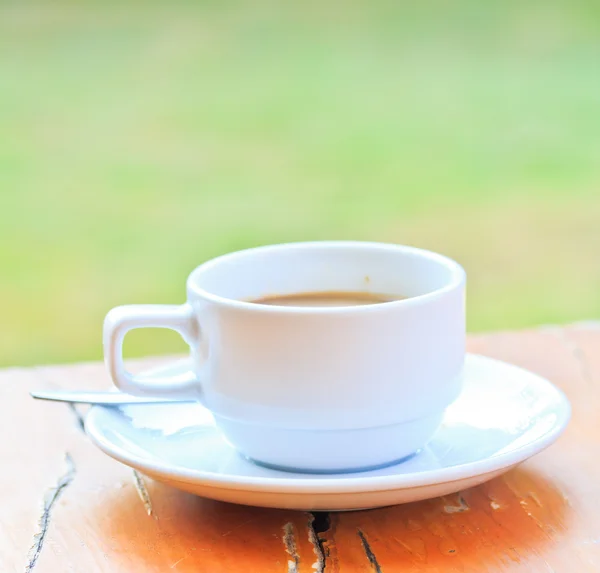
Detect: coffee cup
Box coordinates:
(103, 241, 466, 473)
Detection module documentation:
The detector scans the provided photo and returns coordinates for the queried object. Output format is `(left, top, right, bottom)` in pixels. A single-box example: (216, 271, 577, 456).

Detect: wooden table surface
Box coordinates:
(2, 324, 599, 572)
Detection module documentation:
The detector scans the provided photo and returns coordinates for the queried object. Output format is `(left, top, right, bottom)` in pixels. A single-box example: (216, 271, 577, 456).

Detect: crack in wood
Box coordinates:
(443, 493, 470, 513)
(308, 513, 330, 572)
(309, 512, 332, 572)
(567, 336, 594, 386)
(67, 403, 86, 433)
(32, 370, 88, 435)
(547, 327, 594, 385)
(282, 522, 300, 573)
(24, 453, 76, 573)
(358, 529, 383, 573)
(132, 470, 155, 517)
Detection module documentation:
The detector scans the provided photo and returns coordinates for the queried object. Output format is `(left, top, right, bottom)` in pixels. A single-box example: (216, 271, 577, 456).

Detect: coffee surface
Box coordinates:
(250, 291, 402, 307)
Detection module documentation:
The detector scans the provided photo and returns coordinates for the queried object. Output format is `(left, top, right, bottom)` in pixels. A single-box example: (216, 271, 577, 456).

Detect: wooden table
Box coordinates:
(2, 324, 599, 572)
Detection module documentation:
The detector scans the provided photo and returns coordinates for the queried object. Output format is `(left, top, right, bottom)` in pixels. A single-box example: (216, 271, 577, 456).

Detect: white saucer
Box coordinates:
(85, 354, 570, 511)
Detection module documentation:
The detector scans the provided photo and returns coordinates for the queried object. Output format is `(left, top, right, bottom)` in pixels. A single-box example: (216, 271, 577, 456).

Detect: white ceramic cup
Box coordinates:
(104, 241, 466, 473)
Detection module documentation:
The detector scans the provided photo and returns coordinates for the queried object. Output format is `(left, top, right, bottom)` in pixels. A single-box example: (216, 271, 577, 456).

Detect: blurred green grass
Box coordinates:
(1, 1, 599, 366)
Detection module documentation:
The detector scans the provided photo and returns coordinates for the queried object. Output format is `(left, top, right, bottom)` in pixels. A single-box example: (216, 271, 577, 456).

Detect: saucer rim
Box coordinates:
(85, 354, 571, 494)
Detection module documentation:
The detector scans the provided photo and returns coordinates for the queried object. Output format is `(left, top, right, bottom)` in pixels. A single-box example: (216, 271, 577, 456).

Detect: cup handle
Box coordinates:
(103, 304, 202, 400)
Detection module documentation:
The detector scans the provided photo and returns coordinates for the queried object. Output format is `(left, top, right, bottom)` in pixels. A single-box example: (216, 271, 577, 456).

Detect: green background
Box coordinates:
(2, 1, 599, 366)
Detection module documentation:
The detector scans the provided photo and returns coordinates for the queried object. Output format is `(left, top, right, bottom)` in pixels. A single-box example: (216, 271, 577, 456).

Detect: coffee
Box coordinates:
(251, 291, 402, 307)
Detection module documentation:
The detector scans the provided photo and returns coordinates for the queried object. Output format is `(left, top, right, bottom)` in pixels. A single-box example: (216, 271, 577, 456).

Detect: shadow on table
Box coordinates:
(96, 476, 314, 572)
(323, 465, 569, 570)
(96, 466, 568, 571)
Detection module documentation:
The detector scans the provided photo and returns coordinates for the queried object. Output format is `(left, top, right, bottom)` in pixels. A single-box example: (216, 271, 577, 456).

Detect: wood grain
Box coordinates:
(1, 325, 599, 572)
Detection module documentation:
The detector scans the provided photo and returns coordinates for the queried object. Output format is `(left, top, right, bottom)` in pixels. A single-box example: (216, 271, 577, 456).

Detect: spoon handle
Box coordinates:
(30, 389, 195, 406)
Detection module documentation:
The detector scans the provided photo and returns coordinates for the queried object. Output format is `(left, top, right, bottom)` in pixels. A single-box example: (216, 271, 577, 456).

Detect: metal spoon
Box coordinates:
(30, 389, 195, 406)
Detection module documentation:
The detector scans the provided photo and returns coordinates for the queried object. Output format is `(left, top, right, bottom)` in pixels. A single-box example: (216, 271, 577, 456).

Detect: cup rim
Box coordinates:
(186, 240, 466, 313)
